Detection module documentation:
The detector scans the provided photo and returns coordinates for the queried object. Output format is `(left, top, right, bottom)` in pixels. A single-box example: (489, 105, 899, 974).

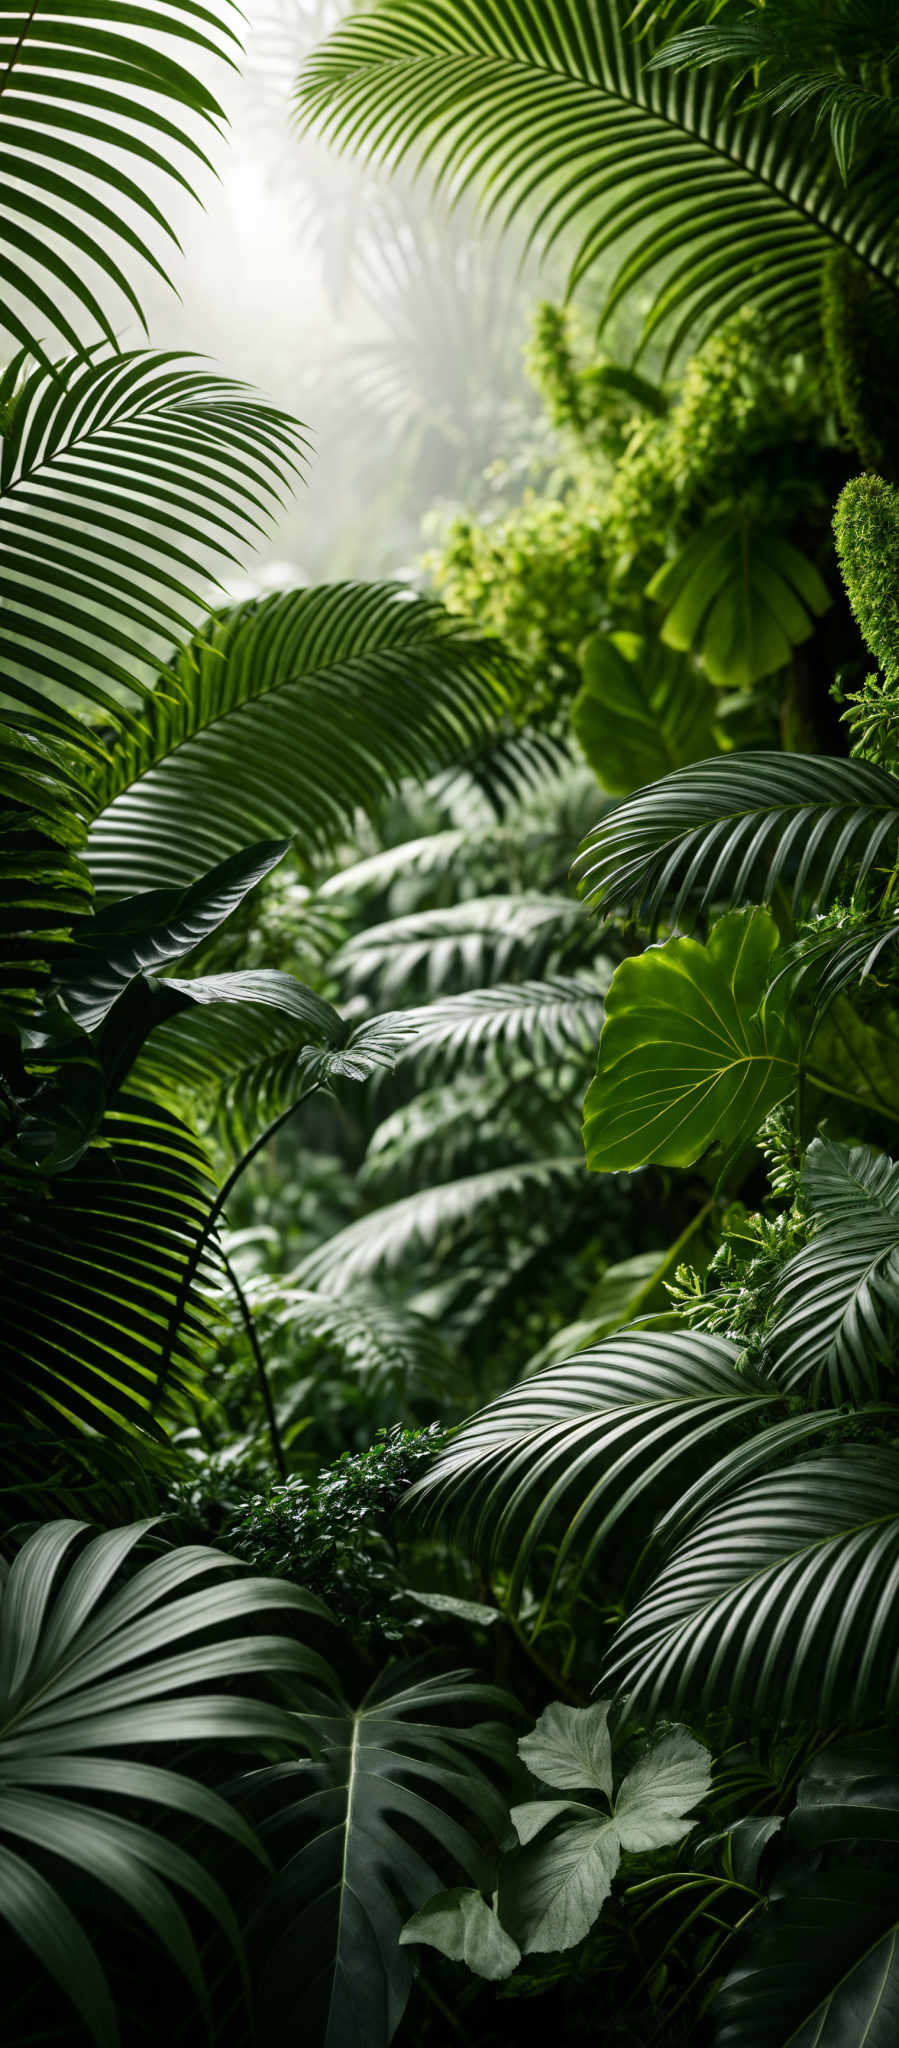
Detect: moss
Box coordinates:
(822, 249, 899, 481)
(834, 473, 899, 680)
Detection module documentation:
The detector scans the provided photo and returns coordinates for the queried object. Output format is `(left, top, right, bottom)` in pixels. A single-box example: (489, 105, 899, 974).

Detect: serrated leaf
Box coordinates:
(498, 1814, 620, 1954)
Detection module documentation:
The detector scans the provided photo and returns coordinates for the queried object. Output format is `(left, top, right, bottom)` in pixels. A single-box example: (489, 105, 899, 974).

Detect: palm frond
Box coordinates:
(409, 1330, 821, 1605)
(0, 2, 243, 362)
(255, 1284, 457, 1406)
(132, 1005, 414, 1159)
(0, 1519, 330, 2047)
(296, 0, 899, 361)
(1, 352, 307, 750)
(0, 1094, 219, 1439)
(83, 585, 518, 895)
(766, 1138, 899, 1403)
(775, 908, 899, 1010)
(294, 1157, 588, 1292)
(380, 973, 610, 1078)
(572, 752, 899, 925)
(332, 894, 589, 999)
(237, 1666, 517, 2048)
(361, 1076, 571, 1193)
(603, 1447, 899, 1723)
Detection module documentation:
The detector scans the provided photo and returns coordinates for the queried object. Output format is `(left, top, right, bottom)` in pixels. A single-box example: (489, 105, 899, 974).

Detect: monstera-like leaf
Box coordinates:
(582, 909, 799, 1171)
(647, 516, 831, 689)
(237, 1667, 518, 2048)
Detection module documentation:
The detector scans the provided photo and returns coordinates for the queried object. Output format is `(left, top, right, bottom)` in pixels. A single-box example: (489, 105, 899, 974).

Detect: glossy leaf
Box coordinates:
(296, 0, 899, 360)
(582, 910, 798, 1171)
(572, 753, 899, 925)
(604, 1447, 899, 1724)
(0, 3, 243, 360)
(0, 1520, 331, 2046)
(648, 515, 831, 688)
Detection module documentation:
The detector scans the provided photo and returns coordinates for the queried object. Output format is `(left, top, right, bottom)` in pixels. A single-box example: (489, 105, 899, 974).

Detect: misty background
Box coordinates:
(122, 0, 559, 595)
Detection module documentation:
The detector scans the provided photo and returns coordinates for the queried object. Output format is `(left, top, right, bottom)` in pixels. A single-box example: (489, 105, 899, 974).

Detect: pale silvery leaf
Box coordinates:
(399, 1888, 520, 1980)
(511, 1799, 593, 1846)
(403, 1590, 500, 1626)
(614, 1729, 712, 1852)
(498, 1816, 620, 1953)
(518, 1700, 614, 1796)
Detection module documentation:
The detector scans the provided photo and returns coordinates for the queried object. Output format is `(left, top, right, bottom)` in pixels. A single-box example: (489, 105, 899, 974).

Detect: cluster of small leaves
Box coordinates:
(221, 1424, 445, 1639)
(668, 1202, 811, 1349)
(428, 307, 833, 699)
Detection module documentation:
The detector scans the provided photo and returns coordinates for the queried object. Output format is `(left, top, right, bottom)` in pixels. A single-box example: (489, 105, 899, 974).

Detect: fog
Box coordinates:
(128, 0, 553, 592)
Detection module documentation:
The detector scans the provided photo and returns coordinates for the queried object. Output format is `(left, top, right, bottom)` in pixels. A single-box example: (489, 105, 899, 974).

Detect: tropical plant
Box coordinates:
(295, 0, 899, 364)
(0, 1516, 330, 2045)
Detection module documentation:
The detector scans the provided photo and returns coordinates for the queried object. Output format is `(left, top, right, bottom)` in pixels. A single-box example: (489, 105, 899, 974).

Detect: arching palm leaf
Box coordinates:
(332, 894, 588, 999)
(379, 974, 610, 1077)
(294, 1157, 588, 1292)
(572, 752, 899, 925)
(1, 352, 306, 747)
(603, 1447, 899, 1724)
(0, 2, 243, 363)
(237, 1666, 517, 2048)
(409, 1330, 824, 1605)
(296, 0, 899, 360)
(84, 586, 518, 895)
(766, 1138, 899, 1403)
(0, 1518, 331, 2048)
(0, 1093, 219, 1439)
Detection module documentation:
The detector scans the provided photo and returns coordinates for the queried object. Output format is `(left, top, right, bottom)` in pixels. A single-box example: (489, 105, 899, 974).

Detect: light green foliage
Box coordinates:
(401, 1704, 710, 1974)
(430, 306, 832, 711)
(834, 474, 899, 767)
(582, 909, 799, 1171)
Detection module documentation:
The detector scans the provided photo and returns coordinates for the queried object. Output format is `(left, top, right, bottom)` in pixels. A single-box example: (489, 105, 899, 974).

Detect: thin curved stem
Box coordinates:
(220, 1246, 286, 1481)
(155, 1084, 319, 1405)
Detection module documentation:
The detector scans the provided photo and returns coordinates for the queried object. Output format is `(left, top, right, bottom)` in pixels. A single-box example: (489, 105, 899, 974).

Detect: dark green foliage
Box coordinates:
(219, 1427, 444, 1642)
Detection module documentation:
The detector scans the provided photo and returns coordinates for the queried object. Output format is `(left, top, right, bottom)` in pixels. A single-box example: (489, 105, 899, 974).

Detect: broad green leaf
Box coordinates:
(808, 999, 899, 1123)
(400, 1888, 520, 1981)
(498, 1812, 620, 1953)
(583, 909, 798, 1170)
(613, 1730, 712, 1852)
(237, 1669, 518, 2048)
(572, 631, 716, 795)
(648, 516, 831, 688)
(518, 1701, 613, 1798)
